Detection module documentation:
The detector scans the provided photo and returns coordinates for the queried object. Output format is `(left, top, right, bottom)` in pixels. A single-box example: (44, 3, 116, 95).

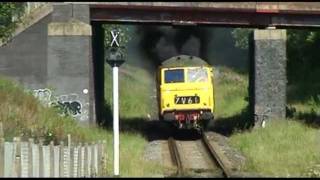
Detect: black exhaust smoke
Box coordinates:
(137, 26, 209, 66)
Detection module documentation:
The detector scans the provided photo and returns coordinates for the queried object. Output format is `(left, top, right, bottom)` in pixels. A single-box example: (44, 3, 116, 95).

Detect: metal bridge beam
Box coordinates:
(90, 4, 320, 28)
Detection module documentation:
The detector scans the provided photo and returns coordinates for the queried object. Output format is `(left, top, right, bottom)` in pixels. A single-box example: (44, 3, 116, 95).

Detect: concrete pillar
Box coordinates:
(251, 29, 287, 128)
(47, 4, 95, 125)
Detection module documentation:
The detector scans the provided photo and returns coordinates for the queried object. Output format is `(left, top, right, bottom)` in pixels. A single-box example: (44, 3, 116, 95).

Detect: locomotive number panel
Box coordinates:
(175, 96, 200, 104)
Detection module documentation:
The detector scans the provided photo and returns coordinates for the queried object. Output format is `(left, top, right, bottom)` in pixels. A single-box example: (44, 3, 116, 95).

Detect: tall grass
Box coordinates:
(0, 76, 108, 143)
(0, 75, 162, 177)
(104, 63, 163, 176)
(103, 131, 163, 177)
(229, 119, 320, 177)
(104, 64, 157, 119)
(213, 65, 320, 177)
(214, 66, 248, 118)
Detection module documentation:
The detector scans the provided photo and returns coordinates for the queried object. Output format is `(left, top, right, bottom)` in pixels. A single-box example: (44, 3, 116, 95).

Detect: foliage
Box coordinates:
(0, 76, 108, 144)
(286, 30, 320, 83)
(0, 76, 161, 177)
(104, 63, 156, 120)
(231, 28, 320, 72)
(0, 2, 25, 43)
(230, 119, 320, 177)
(214, 66, 248, 118)
(231, 28, 253, 49)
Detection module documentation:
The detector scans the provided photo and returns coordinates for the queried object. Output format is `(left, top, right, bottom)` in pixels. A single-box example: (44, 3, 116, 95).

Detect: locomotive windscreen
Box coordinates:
(187, 68, 208, 83)
(165, 69, 184, 83)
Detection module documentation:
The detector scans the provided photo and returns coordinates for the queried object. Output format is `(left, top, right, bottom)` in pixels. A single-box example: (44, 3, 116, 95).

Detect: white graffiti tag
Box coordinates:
(33, 88, 52, 106)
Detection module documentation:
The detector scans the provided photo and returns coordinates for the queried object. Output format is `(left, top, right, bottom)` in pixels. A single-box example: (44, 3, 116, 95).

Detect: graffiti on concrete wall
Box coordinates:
(50, 94, 82, 116)
(32, 89, 89, 122)
(33, 88, 52, 106)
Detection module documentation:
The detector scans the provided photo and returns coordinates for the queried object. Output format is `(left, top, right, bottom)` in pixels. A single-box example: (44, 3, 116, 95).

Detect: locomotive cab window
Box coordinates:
(187, 68, 208, 83)
(164, 69, 184, 83)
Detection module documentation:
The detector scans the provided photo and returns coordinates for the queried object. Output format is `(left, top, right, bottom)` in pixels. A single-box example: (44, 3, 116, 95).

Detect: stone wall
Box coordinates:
(251, 29, 287, 127)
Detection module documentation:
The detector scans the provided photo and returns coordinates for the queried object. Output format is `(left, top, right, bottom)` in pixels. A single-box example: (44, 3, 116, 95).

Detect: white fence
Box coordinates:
(0, 136, 107, 177)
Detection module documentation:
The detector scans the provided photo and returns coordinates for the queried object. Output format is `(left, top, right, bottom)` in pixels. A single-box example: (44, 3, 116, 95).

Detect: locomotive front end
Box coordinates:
(159, 64, 215, 130)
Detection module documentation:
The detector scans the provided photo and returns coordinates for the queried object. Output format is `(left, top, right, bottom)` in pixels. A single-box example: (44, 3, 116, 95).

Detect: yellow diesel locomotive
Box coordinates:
(157, 55, 215, 130)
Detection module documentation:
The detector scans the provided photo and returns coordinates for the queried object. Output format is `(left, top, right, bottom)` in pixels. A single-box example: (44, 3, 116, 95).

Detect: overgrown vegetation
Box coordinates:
(228, 28, 320, 177)
(230, 119, 320, 177)
(213, 65, 320, 177)
(2, 16, 320, 176)
(0, 75, 162, 177)
(0, 76, 112, 144)
(0, 2, 25, 43)
(104, 64, 156, 120)
(104, 62, 162, 176)
(214, 66, 248, 118)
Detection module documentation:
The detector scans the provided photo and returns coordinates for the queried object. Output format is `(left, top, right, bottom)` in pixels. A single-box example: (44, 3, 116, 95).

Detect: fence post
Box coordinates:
(84, 142, 88, 177)
(98, 140, 102, 176)
(88, 143, 92, 177)
(92, 142, 97, 177)
(28, 138, 34, 177)
(71, 146, 76, 177)
(0, 137, 4, 177)
(68, 134, 74, 177)
(59, 141, 64, 177)
(38, 139, 44, 177)
(0, 123, 3, 177)
(14, 137, 21, 177)
(77, 143, 82, 177)
(49, 141, 54, 177)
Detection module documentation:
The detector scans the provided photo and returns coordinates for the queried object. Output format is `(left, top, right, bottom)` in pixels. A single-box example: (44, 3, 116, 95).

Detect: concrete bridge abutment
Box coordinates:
(47, 3, 95, 125)
(250, 29, 287, 128)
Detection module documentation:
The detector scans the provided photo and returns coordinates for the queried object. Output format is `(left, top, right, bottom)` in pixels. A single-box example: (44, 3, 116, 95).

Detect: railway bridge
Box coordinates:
(1, 2, 320, 127)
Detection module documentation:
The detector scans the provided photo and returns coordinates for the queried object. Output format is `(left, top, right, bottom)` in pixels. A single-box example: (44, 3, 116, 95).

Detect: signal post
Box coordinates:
(105, 30, 125, 176)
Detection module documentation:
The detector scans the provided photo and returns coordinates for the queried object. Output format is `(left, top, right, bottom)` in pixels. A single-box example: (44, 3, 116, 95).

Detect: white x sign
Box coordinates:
(110, 30, 120, 47)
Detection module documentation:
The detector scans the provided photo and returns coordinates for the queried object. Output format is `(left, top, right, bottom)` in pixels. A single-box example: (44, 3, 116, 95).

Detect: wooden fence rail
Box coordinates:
(0, 136, 107, 177)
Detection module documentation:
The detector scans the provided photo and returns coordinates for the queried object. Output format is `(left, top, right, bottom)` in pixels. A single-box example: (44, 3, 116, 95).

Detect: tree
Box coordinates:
(231, 27, 320, 84)
(0, 2, 25, 43)
(231, 28, 253, 49)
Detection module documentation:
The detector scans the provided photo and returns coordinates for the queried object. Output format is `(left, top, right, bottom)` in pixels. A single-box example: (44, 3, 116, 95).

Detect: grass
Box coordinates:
(213, 66, 248, 118)
(115, 132, 163, 177)
(3, 49, 320, 177)
(103, 131, 163, 177)
(213, 65, 320, 177)
(0, 75, 162, 177)
(0, 76, 107, 144)
(229, 119, 320, 177)
(104, 62, 163, 177)
(104, 63, 157, 119)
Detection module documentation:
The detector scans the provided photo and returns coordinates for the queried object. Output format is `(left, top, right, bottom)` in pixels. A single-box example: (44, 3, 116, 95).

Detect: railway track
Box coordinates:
(168, 133, 232, 177)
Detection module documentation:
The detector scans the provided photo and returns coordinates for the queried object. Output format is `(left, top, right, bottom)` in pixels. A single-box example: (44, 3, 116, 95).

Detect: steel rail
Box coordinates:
(202, 133, 232, 178)
(168, 137, 183, 176)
